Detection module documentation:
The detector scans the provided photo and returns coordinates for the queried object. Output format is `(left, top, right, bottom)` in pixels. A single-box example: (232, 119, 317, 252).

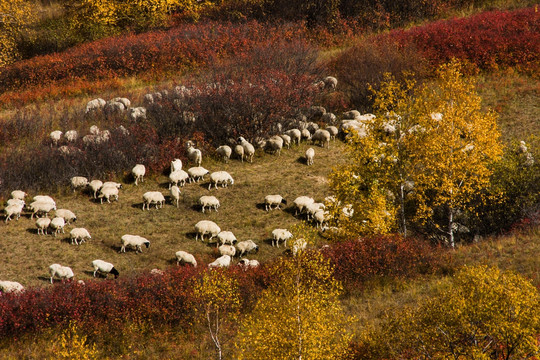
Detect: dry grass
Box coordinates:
(0, 141, 346, 287)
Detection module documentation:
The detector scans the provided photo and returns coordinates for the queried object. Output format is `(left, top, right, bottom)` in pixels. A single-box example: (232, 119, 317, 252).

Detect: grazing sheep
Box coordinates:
(104, 100, 126, 118)
(194, 220, 221, 242)
(120, 234, 150, 253)
(36, 217, 51, 235)
(305, 202, 325, 221)
(311, 129, 331, 148)
(280, 134, 291, 149)
(89, 180, 103, 198)
(238, 137, 255, 163)
(85, 98, 106, 114)
(238, 259, 260, 269)
(170, 185, 181, 208)
(71, 176, 89, 192)
(92, 259, 119, 278)
(293, 196, 315, 216)
(285, 129, 301, 145)
(0, 281, 24, 294)
(169, 170, 189, 188)
(128, 107, 146, 122)
(32, 195, 55, 205)
(132, 164, 146, 185)
(272, 229, 293, 248)
(217, 231, 237, 246)
(300, 128, 311, 142)
(55, 209, 77, 224)
(264, 195, 287, 211)
(187, 166, 209, 183)
(70, 228, 91, 245)
(313, 210, 329, 229)
(142, 191, 165, 210)
(322, 113, 337, 124)
(208, 255, 231, 268)
(102, 181, 122, 189)
(323, 76, 337, 90)
(98, 186, 119, 204)
(199, 195, 220, 213)
(50, 130, 63, 146)
(236, 240, 259, 257)
(219, 244, 236, 257)
(264, 136, 284, 156)
(49, 264, 74, 284)
(216, 145, 232, 162)
(342, 110, 361, 120)
(176, 251, 197, 267)
(29, 201, 56, 219)
(305, 147, 315, 166)
(234, 144, 244, 162)
(6, 198, 24, 207)
(306, 122, 320, 133)
(325, 126, 338, 140)
(186, 141, 202, 166)
(291, 238, 307, 256)
(4, 203, 24, 223)
(64, 130, 78, 142)
(49, 217, 65, 237)
(208, 171, 234, 190)
(89, 125, 100, 135)
(11, 190, 26, 200)
(170, 158, 183, 173)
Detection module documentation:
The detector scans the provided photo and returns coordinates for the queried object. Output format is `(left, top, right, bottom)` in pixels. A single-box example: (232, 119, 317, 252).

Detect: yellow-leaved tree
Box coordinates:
(359, 265, 540, 359)
(235, 250, 353, 360)
(0, 0, 35, 67)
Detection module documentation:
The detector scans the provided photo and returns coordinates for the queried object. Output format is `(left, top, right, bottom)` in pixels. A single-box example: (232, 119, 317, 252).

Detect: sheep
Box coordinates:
(29, 201, 56, 219)
(217, 231, 237, 246)
(170, 158, 183, 173)
(219, 244, 236, 257)
(311, 129, 331, 148)
(322, 76, 337, 90)
(208, 171, 234, 190)
(238, 137, 255, 163)
(293, 196, 315, 216)
(264, 136, 283, 156)
(102, 181, 122, 189)
(342, 110, 361, 120)
(238, 259, 260, 269)
(194, 220, 221, 242)
(264, 195, 287, 211)
(285, 129, 302, 145)
(208, 255, 231, 268)
(85, 98, 106, 114)
(150, 269, 164, 276)
(70, 228, 91, 245)
(280, 134, 291, 149)
(6, 198, 24, 207)
(132, 164, 146, 185)
(306, 122, 320, 133)
(55, 209, 77, 224)
(11, 190, 26, 200)
(4, 203, 24, 223)
(142, 191, 165, 210)
(49, 264, 74, 283)
(305, 148, 315, 166)
(306, 202, 325, 221)
(216, 145, 232, 162)
(71, 176, 89, 192)
(64, 130, 78, 143)
(234, 144, 244, 162)
(322, 113, 337, 124)
(50, 130, 63, 146)
(120, 234, 150, 253)
(186, 141, 202, 166)
(301, 128, 311, 142)
(187, 166, 209, 183)
(272, 229, 293, 248)
(313, 210, 329, 229)
(128, 107, 146, 122)
(0, 281, 24, 294)
(89, 125, 100, 135)
(49, 217, 65, 237)
(92, 259, 119, 279)
(104, 100, 126, 118)
(169, 170, 189, 188)
(36, 217, 51, 235)
(236, 240, 259, 257)
(89, 180, 103, 198)
(325, 126, 338, 140)
(98, 186, 119, 204)
(291, 238, 307, 256)
(32, 195, 55, 205)
(170, 185, 181, 208)
(199, 195, 220, 213)
(176, 251, 197, 267)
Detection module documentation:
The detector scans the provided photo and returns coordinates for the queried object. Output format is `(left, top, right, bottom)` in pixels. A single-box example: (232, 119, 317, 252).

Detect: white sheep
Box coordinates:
(120, 234, 150, 253)
(175, 251, 197, 267)
(169, 170, 189, 188)
(98, 186, 119, 204)
(280, 134, 291, 149)
(301, 128, 311, 142)
(217, 231, 237, 246)
(194, 220, 221, 242)
(11, 190, 26, 200)
(272, 229, 293, 248)
(199, 195, 220, 213)
(32, 195, 55, 205)
(128, 107, 147, 122)
(85, 98, 106, 114)
(311, 129, 331, 148)
(236, 240, 259, 257)
(4, 203, 24, 223)
(323, 76, 337, 90)
(293, 196, 315, 216)
(234, 144, 244, 162)
(208, 171, 234, 190)
(170, 158, 183, 172)
(132, 164, 146, 186)
(0, 281, 24, 294)
(325, 126, 338, 140)
(208, 255, 231, 268)
(170, 185, 181, 208)
(104, 100, 126, 118)
(49, 264, 74, 283)
(89, 180, 103, 198)
(342, 110, 361, 119)
(322, 113, 337, 124)
(264, 135, 283, 156)
(291, 238, 307, 256)
(71, 176, 89, 191)
(216, 145, 232, 162)
(264, 195, 287, 211)
(313, 210, 329, 229)
(6, 198, 24, 207)
(50, 130, 63, 146)
(29, 201, 56, 219)
(36, 217, 51, 235)
(64, 130, 78, 143)
(186, 141, 202, 166)
(306, 202, 325, 221)
(306, 121, 320, 133)
(219, 244, 236, 257)
(55, 209, 77, 224)
(102, 181, 122, 189)
(92, 259, 119, 278)
(187, 166, 209, 183)
(238, 137, 255, 163)
(49, 217, 65, 237)
(285, 129, 302, 145)
(89, 125, 100, 135)
(70, 227, 91, 245)
(238, 259, 260, 269)
(142, 191, 166, 210)
(305, 148, 315, 166)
